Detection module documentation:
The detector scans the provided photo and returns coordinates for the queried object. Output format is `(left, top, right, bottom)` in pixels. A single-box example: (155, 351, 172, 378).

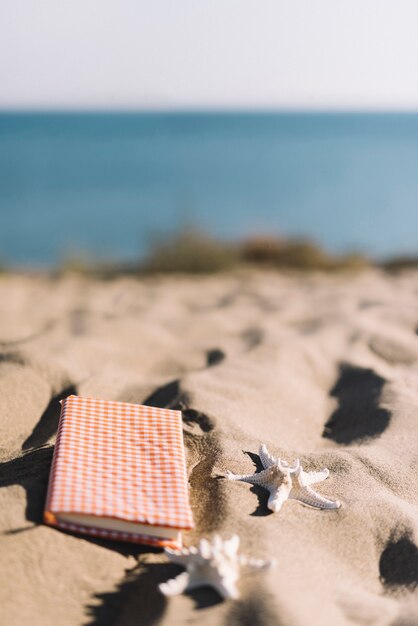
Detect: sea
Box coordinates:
(1, 112, 418, 267)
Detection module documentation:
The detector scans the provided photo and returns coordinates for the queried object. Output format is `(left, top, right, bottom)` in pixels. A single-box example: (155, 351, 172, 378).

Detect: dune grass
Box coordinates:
(240, 236, 332, 270)
(240, 236, 371, 271)
(140, 230, 371, 274)
(381, 255, 418, 272)
(45, 228, 379, 277)
(141, 229, 239, 274)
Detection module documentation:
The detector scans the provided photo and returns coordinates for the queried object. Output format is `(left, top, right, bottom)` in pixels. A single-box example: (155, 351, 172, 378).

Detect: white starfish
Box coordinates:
(159, 534, 274, 600)
(226, 444, 341, 513)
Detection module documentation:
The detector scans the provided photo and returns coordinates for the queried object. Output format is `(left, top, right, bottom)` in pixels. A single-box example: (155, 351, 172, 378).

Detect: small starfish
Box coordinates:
(159, 534, 274, 600)
(226, 444, 341, 513)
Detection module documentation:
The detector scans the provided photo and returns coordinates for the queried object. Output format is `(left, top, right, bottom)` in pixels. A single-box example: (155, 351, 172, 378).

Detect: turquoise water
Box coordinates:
(1, 112, 418, 266)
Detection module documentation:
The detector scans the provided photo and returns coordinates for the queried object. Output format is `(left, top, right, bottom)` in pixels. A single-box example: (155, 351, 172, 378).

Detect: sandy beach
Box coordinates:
(1, 268, 418, 626)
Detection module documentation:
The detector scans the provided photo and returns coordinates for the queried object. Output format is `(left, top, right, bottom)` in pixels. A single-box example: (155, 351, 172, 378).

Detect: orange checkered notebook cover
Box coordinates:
(44, 395, 194, 549)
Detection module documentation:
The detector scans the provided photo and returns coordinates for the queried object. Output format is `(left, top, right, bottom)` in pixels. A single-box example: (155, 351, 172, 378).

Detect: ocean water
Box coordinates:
(1, 112, 418, 266)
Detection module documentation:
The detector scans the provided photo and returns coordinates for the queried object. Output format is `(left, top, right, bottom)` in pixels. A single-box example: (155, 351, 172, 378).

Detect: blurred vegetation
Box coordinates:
(240, 236, 371, 271)
(56, 249, 137, 279)
(240, 236, 332, 270)
(142, 229, 239, 274)
(0, 257, 9, 276)
(58, 252, 96, 275)
(140, 230, 371, 274)
(380, 255, 418, 272)
(9, 227, 415, 277)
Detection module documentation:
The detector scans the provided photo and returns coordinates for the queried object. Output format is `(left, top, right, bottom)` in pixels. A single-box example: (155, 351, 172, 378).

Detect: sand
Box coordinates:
(1, 268, 418, 626)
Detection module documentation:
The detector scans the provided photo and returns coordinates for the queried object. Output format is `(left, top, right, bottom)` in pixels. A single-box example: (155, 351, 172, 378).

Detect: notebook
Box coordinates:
(44, 395, 194, 548)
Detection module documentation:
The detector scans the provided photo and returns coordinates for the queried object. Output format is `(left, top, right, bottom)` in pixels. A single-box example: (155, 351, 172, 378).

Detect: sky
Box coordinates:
(1, 0, 418, 110)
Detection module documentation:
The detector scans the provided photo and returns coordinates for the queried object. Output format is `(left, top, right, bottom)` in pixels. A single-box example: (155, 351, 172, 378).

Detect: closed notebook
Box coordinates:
(44, 395, 194, 549)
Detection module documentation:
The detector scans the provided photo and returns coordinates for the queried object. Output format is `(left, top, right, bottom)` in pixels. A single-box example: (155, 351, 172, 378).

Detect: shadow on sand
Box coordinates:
(86, 560, 224, 626)
(22, 384, 77, 450)
(323, 364, 391, 444)
(380, 533, 418, 590)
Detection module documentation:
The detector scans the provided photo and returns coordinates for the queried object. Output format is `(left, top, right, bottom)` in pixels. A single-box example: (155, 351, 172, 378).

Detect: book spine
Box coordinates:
(43, 397, 69, 524)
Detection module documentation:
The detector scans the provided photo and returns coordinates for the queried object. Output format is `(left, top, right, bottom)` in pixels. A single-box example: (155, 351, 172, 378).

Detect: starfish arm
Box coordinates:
(223, 534, 240, 557)
(291, 485, 341, 510)
(302, 468, 330, 486)
(226, 467, 273, 486)
(259, 444, 278, 469)
(198, 538, 213, 559)
(213, 578, 240, 600)
(159, 571, 190, 596)
(267, 482, 292, 512)
(240, 556, 275, 570)
(164, 548, 193, 566)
